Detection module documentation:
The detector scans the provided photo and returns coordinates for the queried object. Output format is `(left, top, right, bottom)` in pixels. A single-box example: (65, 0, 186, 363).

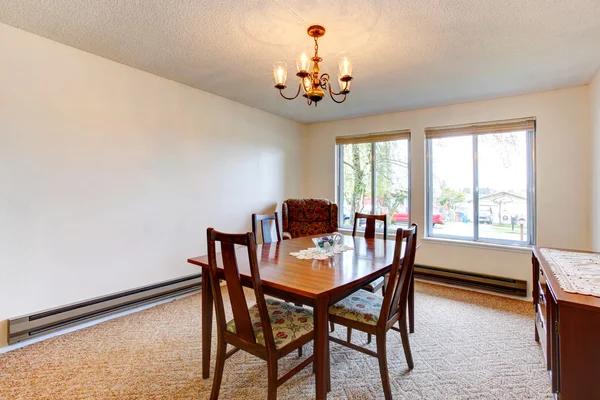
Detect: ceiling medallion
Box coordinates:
(273, 25, 353, 107)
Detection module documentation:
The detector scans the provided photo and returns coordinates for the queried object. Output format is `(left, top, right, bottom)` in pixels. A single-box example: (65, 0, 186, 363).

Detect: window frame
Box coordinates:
(336, 134, 412, 235)
(425, 129, 536, 247)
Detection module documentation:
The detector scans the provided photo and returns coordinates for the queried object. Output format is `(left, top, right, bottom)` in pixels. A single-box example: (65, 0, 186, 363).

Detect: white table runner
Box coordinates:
(540, 248, 600, 297)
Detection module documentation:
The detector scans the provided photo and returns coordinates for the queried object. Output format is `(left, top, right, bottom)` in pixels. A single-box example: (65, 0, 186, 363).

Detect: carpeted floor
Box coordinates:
(0, 282, 552, 399)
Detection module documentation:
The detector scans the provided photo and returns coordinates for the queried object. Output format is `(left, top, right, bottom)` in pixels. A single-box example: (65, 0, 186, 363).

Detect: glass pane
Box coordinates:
(430, 136, 474, 239)
(375, 140, 409, 230)
(340, 143, 373, 228)
(477, 131, 528, 243)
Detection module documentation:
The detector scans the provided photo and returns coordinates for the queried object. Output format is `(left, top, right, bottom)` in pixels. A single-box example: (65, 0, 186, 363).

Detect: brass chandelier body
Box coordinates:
(273, 25, 353, 106)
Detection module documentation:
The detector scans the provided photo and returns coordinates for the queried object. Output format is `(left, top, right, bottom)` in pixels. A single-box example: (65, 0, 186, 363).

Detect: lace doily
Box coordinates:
(540, 248, 600, 297)
(290, 245, 354, 260)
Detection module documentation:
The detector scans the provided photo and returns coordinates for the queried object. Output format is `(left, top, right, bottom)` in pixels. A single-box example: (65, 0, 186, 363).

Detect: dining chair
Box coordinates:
(353, 212, 388, 295)
(253, 212, 306, 324)
(328, 224, 418, 400)
(252, 212, 282, 244)
(207, 228, 315, 400)
(344, 212, 388, 343)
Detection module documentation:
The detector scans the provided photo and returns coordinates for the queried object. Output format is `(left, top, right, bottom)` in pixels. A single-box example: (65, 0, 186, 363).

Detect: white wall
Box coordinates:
(305, 86, 592, 293)
(0, 23, 305, 321)
(591, 69, 600, 250)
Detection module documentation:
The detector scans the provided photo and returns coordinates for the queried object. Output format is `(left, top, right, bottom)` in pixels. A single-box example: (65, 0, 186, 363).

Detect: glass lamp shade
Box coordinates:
(296, 52, 311, 73)
(338, 52, 353, 79)
(273, 62, 288, 87)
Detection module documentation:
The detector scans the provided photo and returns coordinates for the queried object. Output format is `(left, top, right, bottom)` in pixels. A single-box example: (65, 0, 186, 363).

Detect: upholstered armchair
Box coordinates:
(281, 198, 339, 239)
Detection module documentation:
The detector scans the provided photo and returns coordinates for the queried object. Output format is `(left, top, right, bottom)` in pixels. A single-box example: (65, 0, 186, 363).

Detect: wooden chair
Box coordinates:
(353, 212, 388, 295)
(252, 212, 282, 244)
(328, 224, 418, 400)
(207, 228, 315, 400)
(344, 212, 388, 342)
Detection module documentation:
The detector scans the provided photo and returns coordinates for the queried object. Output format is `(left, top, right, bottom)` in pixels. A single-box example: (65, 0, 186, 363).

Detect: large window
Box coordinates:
(337, 131, 410, 232)
(426, 118, 535, 246)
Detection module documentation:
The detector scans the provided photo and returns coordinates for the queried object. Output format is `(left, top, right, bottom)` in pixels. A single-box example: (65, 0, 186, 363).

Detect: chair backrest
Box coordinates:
(378, 224, 418, 328)
(281, 198, 338, 239)
(352, 212, 387, 239)
(252, 212, 282, 244)
(206, 228, 276, 350)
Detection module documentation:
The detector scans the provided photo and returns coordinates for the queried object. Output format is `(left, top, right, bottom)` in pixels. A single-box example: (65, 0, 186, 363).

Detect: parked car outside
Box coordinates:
(392, 212, 445, 226)
(478, 210, 493, 224)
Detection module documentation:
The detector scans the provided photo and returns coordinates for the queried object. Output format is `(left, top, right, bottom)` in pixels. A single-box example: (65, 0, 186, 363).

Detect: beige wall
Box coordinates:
(0, 23, 305, 321)
(305, 86, 592, 293)
(591, 69, 600, 250)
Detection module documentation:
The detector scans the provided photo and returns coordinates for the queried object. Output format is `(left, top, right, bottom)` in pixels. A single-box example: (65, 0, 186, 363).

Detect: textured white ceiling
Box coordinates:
(1, 0, 600, 123)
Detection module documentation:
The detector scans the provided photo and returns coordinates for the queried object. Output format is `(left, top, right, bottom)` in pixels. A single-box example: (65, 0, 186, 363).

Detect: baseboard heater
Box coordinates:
(8, 273, 202, 345)
(414, 264, 527, 297)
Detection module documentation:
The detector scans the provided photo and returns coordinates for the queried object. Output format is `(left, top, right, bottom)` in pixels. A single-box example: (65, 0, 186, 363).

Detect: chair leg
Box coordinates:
(210, 339, 227, 400)
(367, 333, 372, 344)
(376, 335, 392, 400)
(399, 317, 414, 369)
(298, 346, 303, 357)
(408, 276, 415, 333)
(330, 321, 335, 332)
(347, 327, 352, 343)
(267, 356, 278, 400)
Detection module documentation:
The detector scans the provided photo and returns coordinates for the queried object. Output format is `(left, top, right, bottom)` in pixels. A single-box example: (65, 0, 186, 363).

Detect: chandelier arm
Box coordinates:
(279, 83, 302, 100)
(322, 74, 349, 96)
(327, 81, 348, 104)
(319, 73, 330, 89)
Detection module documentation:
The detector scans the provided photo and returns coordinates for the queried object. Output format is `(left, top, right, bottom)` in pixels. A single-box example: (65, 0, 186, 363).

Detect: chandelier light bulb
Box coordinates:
(273, 62, 288, 88)
(297, 52, 311, 73)
(338, 52, 353, 78)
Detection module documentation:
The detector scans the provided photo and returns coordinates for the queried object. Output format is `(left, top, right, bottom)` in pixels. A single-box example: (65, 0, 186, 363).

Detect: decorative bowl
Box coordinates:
(312, 233, 343, 251)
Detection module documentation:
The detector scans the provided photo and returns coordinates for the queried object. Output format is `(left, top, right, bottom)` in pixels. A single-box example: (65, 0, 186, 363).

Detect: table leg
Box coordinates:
(408, 275, 415, 333)
(202, 271, 214, 379)
(314, 296, 330, 399)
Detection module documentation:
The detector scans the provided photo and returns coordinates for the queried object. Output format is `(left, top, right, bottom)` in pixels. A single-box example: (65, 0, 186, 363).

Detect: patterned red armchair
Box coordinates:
(281, 198, 339, 239)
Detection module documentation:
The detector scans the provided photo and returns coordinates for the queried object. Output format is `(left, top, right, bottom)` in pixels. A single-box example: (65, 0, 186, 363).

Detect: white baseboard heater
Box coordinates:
(8, 274, 201, 345)
(414, 265, 527, 297)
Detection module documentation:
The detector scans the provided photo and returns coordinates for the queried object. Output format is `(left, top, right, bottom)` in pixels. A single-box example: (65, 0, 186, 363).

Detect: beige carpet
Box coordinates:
(0, 282, 552, 399)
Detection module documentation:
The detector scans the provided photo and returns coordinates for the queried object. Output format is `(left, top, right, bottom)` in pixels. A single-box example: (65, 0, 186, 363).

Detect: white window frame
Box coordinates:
(336, 134, 411, 234)
(425, 128, 536, 247)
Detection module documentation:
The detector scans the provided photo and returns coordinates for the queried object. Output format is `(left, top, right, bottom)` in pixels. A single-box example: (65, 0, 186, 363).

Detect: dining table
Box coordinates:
(187, 233, 414, 399)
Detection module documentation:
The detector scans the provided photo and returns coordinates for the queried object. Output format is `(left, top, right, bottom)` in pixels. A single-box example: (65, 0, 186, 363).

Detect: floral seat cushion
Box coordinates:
(363, 276, 385, 292)
(329, 289, 383, 326)
(226, 298, 313, 349)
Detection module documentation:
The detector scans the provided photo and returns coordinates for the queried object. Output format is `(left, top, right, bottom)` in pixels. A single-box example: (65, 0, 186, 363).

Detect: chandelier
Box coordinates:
(273, 25, 353, 106)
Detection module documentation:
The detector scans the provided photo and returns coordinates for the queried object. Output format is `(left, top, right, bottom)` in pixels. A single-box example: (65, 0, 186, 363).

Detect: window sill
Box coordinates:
(338, 227, 407, 241)
(421, 237, 532, 254)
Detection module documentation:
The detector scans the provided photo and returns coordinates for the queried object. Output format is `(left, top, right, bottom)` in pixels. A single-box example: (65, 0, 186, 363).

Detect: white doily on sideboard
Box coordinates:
(290, 245, 354, 260)
(540, 248, 600, 298)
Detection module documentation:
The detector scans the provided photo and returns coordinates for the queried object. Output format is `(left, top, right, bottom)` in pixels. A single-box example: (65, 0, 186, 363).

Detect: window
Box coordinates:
(426, 118, 536, 246)
(336, 131, 410, 232)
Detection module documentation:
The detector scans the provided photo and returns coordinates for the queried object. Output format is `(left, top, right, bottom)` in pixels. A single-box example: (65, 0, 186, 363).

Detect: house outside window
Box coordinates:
(425, 118, 536, 246)
(336, 131, 411, 233)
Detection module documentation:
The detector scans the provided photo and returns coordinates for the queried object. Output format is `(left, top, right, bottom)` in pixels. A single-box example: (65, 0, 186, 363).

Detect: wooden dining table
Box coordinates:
(187, 233, 414, 399)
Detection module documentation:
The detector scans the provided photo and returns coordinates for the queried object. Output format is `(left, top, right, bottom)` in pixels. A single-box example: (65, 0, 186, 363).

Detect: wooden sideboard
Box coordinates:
(532, 247, 600, 400)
